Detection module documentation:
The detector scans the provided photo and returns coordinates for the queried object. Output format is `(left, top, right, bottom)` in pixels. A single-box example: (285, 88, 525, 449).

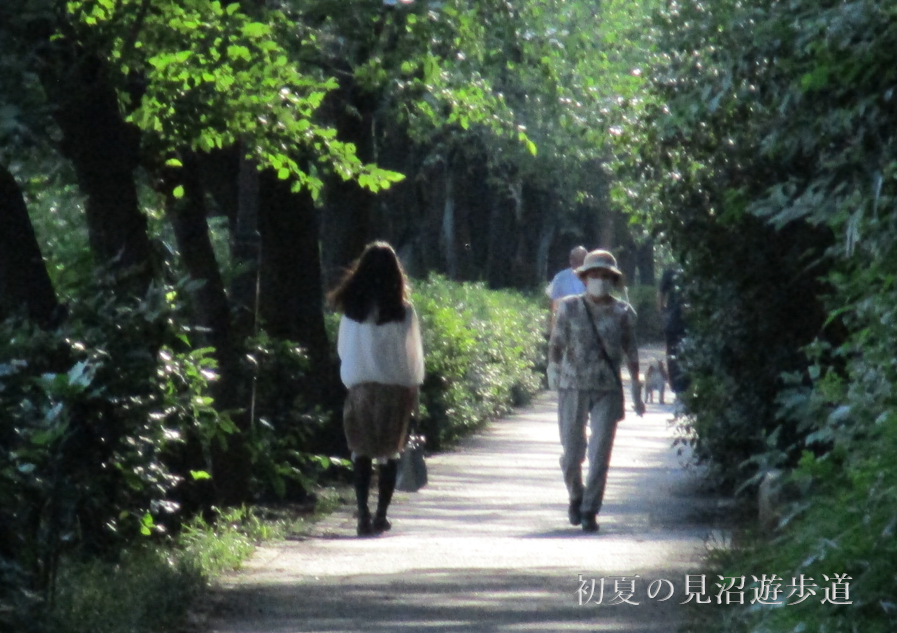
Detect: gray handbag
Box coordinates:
(396, 430, 428, 492)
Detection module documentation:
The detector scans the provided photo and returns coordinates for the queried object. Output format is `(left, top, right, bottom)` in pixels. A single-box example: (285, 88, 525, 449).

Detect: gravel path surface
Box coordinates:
(208, 347, 726, 632)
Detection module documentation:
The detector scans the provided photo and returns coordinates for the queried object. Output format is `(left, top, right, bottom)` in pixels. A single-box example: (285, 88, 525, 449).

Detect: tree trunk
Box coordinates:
(258, 169, 344, 458)
(230, 148, 261, 341)
(369, 126, 425, 276)
(613, 213, 638, 283)
(416, 162, 448, 274)
(42, 56, 152, 295)
(598, 209, 615, 251)
(320, 177, 373, 290)
(165, 153, 251, 507)
(441, 160, 458, 279)
(536, 205, 556, 286)
(636, 238, 656, 286)
(167, 155, 236, 369)
(197, 147, 240, 226)
(463, 158, 493, 278)
(486, 190, 515, 289)
(0, 164, 60, 326)
(509, 182, 550, 289)
(257, 169, 332, 370)
(318, 86, 377, 289)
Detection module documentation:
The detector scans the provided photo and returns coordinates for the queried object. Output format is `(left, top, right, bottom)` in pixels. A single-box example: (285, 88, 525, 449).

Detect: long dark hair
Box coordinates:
(328, 241, 410, 324)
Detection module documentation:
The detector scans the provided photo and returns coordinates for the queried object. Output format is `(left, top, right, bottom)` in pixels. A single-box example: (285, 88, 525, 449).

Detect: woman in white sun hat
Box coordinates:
(547, 249, 644, 533)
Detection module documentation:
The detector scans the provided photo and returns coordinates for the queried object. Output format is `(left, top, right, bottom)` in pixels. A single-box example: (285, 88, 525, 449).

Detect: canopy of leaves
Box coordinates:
(63, 0, 407, 195)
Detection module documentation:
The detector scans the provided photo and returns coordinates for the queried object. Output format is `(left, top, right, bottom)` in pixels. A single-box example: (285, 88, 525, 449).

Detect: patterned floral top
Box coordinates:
(548, 294, 639, 391)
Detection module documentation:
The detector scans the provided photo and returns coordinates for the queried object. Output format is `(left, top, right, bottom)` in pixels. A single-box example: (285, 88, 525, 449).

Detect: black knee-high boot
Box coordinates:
(354, 456, 373, 536)
(373, 459, 398, 533)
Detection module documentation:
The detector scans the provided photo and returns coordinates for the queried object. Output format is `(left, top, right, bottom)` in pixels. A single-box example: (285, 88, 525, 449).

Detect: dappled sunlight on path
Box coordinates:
(209, 346, 725, 633)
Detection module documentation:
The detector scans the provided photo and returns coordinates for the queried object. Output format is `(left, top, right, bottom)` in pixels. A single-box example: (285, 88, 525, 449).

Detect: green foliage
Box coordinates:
(0, 275, 221, 618)
(4, 497, 346, 633)
(10, 158, 92, 297)
(243, 333, 350, 500)
(174, 499, 342, 577)
(611, 0, 839, 487)
(294, 0, 659, 218)
(712, 423, 897, 633)
(176, 507, 258, 578)
(413, 275, 546, 449)
(614, 0, 897, 631)
(64, 0, 404, 196)
(46, 547, 204, 633)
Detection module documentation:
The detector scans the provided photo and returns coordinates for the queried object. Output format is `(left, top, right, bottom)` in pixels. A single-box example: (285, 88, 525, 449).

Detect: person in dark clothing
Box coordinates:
(657, 267, 688, 394)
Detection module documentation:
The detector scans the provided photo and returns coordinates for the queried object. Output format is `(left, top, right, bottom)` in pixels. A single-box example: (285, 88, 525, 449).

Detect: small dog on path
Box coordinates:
(644, 360, 669, 404)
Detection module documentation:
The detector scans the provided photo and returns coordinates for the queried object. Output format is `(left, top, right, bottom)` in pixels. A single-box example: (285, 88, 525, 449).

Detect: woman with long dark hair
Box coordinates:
(329, 241, 425, 536)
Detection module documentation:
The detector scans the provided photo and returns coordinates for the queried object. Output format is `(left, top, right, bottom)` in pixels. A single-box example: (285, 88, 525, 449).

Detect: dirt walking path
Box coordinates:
(207, 347, 726, 632)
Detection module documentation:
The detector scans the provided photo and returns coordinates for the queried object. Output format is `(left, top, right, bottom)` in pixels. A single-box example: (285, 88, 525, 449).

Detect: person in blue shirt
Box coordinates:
(547, 246, 588, 332)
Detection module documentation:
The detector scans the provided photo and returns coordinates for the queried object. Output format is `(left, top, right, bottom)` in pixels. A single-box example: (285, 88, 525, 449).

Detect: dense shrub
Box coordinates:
(618, 1, 897, 632)
(612, 0, 839, 489)
(0, 278, 218, 625)
(412, 275, 547, 450)
(672, 219, 831, 487)
(7, 502, 338, 633)
(0, 278, 334, 627)
(712, 425, 897, 633)
(243, 332, 344, 500)
(723, 179, 897, 633)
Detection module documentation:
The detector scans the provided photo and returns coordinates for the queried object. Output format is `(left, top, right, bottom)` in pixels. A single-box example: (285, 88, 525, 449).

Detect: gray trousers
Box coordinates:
(558, 389, 622, 514)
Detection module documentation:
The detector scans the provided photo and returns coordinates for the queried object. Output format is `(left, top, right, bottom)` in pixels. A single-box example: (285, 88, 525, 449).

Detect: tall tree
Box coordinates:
(40, 53, 153, 293)
(2, 1, 153, 294)
(257, 168, 332, 372)
(0, 164, 60, 326)
(162, 152, 252, 505)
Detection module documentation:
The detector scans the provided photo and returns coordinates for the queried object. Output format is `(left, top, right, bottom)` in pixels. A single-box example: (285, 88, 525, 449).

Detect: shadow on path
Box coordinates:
(208, 346, 730, 633)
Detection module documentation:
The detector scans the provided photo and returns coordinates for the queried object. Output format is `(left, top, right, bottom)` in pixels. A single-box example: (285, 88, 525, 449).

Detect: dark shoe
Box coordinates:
(581, 513, 599, 533)
(372, 515, 392, 534)
(357, 510, 373, 537)
(568, 498, 583, 526)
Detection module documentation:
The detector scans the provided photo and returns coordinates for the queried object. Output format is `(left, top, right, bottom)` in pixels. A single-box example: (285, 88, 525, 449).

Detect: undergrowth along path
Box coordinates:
(208, 346, 728, 632)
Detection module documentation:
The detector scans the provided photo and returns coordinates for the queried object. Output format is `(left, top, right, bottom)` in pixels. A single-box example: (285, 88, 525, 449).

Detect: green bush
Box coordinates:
(21, 502, 334, 633)
(0, 276, 227, 629)
(413, 275, 547, 449)
(243, 333, 347, 500)
(0, 279, 219, 580)
(612, 0, 836, 490)
(711, 423, 897, 633)
(618, 1, 897, 632)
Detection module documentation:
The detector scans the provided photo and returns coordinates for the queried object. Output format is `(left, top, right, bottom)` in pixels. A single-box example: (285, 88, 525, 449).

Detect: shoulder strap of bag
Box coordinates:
(581, 296, 623, 389)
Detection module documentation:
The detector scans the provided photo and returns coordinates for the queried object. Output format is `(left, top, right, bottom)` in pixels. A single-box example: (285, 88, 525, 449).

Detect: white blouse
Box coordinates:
(337, 305, 425, 388)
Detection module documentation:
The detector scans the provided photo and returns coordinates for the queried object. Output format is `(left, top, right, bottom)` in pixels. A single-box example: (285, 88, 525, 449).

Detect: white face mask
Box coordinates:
(586, 278, 614, 298)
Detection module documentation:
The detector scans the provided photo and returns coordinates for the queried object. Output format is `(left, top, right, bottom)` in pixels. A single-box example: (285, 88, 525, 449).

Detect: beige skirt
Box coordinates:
(343, 383, 415, 459)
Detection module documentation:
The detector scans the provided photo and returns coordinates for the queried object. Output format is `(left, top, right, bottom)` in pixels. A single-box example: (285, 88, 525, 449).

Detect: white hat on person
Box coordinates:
(574, 249, 622, 277)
